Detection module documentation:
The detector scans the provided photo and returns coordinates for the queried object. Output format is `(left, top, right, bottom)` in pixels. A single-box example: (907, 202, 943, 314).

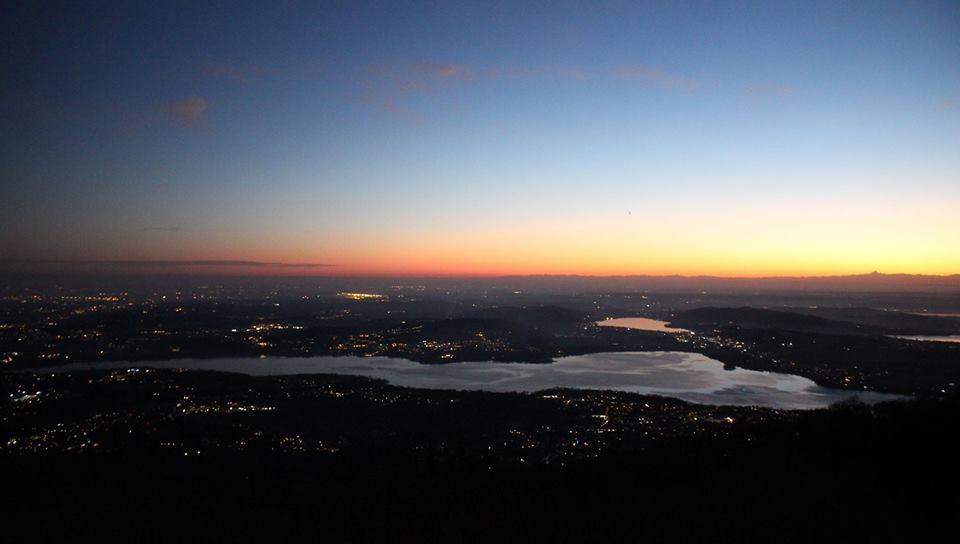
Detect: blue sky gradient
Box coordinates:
(2, 1, 958, 275)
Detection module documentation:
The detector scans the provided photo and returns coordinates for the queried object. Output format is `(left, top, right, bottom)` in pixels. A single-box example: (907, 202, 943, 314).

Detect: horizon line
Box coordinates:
(1, 268, 958, 280)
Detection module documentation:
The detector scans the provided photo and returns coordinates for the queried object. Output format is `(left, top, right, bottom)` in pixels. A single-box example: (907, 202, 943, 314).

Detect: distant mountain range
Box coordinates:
(2, 269, 958, 293)
(493, 272, 960, 293)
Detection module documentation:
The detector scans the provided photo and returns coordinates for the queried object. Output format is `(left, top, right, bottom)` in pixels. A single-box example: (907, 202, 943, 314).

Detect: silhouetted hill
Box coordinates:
(785, 307, 960, 335)
(468, 305, 586, 332)
(405, 318, 519, 342)
(669, 307, 877, 335)
(670, 306, 960, 336)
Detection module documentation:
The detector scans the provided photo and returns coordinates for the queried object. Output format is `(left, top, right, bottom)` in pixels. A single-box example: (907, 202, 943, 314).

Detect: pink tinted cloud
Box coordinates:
(356, 62, 471, 119)
(114, 97, 211, 136)
(166, 97, 209, 128)
(482, 65, 586, 80)
(359, 94, 420, 121)
(938, 96, 959, 110)
(412, 62, 471, 78)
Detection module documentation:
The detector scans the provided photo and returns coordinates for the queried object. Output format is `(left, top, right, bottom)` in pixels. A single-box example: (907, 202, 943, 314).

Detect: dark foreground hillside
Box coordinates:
(3, 386, 958, 542)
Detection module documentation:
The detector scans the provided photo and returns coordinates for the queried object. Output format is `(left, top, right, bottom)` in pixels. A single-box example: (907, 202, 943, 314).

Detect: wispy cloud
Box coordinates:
(412, 62, 471, 78)
(356, 61, 698, 120)
(38, 260, 334, 269)
(359, 94, 420, 121)
(165, 97, 208, 128)
(355, 61, 588, 120)
(115, 97, 211, 136)
(355, 61, 472, 119)
(615, 65, 700, 90)
(482, 65, 587, 80)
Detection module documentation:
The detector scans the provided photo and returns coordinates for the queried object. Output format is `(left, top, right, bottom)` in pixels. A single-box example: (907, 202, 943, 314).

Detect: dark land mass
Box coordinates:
(785, 305, 960, 333)
(3, 279, 960, 541)
(670, 306, 960, 336)
(1, 368, 958, 542)
(4, 286, 960, 395)
(671, 306, 884, 335)
(667, 307, 960, 395)
(697, 328, 960, 396)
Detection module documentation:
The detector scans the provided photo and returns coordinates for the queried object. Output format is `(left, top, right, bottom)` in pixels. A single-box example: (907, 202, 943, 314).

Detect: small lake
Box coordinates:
(890, 335, 960, 344)
(596, 317, 691, 334)
(42, 351, 902, 410)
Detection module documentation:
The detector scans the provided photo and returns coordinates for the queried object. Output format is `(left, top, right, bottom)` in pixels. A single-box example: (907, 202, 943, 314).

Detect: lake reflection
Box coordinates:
(596, 317, 691, 334)
(44, 351, 902, 410)
(890, 335, 960, 344)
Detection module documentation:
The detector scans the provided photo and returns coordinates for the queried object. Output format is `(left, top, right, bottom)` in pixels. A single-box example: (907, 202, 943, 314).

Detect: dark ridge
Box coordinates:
(671, 306, 960, 336)
(669, 307, 878, 335)
(783, 306, 960, 335)
(467, 305, 586, 331)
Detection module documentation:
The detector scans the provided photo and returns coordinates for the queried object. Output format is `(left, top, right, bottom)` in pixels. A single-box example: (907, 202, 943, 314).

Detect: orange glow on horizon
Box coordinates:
(11, 194, 958, 278)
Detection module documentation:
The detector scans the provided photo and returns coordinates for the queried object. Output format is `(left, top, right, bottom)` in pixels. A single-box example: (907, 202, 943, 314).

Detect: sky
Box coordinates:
(2, 0, 959, 277)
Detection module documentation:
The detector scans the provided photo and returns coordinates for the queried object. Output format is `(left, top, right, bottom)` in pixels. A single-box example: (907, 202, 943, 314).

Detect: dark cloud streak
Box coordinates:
(19, 260, 334, 268)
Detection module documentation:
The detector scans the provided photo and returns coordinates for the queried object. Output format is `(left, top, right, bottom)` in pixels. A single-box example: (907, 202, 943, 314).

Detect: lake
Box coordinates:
(890, 335, 960, 344)
(596, 317, 691, 334)
(42, 351, 902, 410)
